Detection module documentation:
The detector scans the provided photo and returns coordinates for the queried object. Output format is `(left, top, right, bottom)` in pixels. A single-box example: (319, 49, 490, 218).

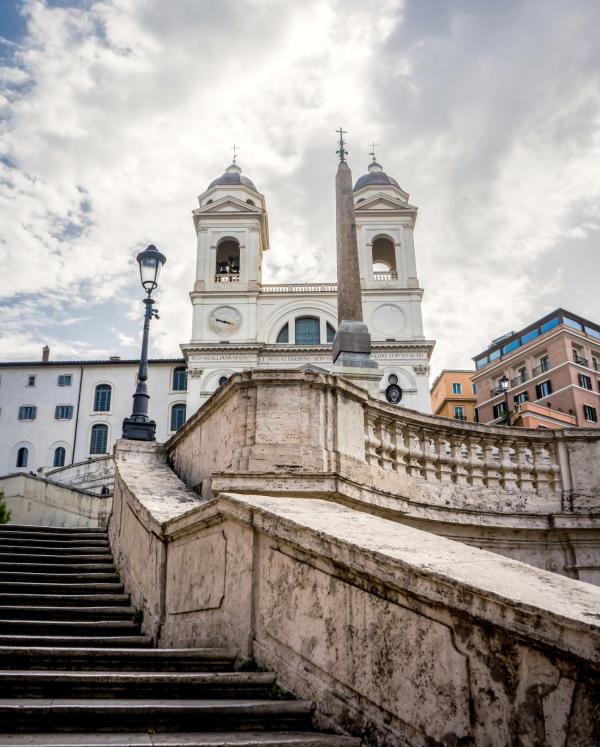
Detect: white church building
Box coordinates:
(0, 157, 434, 475)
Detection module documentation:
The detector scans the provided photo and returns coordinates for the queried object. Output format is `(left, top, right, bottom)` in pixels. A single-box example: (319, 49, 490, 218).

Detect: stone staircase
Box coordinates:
(0, 523, 358, 746)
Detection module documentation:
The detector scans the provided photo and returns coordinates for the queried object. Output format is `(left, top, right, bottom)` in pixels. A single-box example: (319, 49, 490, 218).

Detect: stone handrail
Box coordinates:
(167, 368, 600, 521)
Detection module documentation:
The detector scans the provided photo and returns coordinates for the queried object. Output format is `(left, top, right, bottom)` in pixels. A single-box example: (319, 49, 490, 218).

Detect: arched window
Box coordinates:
(295, 317, 320, 345)
(276, 324, 289, 343)
(94, 384, 112, 412)
(16, 447, 28, 468)
(90, 424, 108, 455)
(218, 375, 228, 387)
(372, 236, 397, 277)
(170, 403, 187, 432)
(326, 323, 336, 343)
(215, 238, 240, 281)
(53, 447, 66, 467)
(172, 366, 187, 391)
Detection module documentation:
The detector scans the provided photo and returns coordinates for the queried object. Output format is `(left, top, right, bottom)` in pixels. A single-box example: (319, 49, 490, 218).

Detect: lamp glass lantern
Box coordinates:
(137, 244, 166, 293)
(499, 375, 509, 391)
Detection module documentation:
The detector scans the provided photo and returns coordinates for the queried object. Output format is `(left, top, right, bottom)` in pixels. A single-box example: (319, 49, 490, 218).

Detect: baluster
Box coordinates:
(483, 439, 502, 490)
(500, 439, 518, 492)
(451, 434, 469, 485)
(420, 428, 437, 481)
(547, 442, 562, 493)
(466, 436, 486, 488)
(394, 425, 410, 476)
(515, 440, 535, 493)
(379, 419, 396, 471)
(364, 413, 380, 467)
(533, 443, 552, 494)
(434, 433, 453, 483)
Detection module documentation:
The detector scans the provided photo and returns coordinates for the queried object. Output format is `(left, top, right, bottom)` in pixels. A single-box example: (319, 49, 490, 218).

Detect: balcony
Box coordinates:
(510, 372, 529, 387)
(215, 273, 240, 283)
(573, 353, 589, 367)
(453, 414, 467, 422)
(373, 271, 398, 281)
(594, 360, 600, 372)
(532, 359, 551, 376)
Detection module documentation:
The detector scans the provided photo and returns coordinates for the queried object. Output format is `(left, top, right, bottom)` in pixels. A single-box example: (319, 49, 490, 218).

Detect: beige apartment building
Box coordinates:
(430, 369, 478, 422)
(472, 308, 600, 429)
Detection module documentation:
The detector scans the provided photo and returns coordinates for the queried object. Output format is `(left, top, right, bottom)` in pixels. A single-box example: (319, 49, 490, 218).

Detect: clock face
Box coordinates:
(208, 306, 242, 337)
(372, 304, 405, 336)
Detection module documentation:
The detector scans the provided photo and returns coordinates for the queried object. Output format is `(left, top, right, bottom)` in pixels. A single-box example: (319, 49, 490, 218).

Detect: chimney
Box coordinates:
(42, 345, 50, 363)
(109, 355, 121, 362)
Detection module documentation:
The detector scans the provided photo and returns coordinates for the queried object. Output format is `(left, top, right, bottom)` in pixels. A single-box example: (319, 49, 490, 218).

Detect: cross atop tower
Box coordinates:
(336, 128, 348, 162)
(232, 144, 239, 165)
(369, 140, 378, 162)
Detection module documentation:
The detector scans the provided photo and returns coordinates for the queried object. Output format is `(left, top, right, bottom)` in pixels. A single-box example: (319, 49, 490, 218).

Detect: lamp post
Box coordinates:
(499, 375, 511, 426)
(122, 244, 166, 441)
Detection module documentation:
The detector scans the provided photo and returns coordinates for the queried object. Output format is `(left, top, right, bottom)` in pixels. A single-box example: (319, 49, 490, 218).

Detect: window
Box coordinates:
(215, 238, 240, 280)
(493, 402, 507, 419)
(170, 403, 187, 432)
(276, 324, 289, 343)
(453, 406, 465, 420)
(502, 339, 519, 355)
(535, 380, 552, 399)
(452, 382, 462, 395)
(514, 391, 529, 405)
(58, 374, 72, 387)
(27, 375, 36, 387)
(472, 383, 477, 395)
(372, 236, 397, 276)
(388, 374, 398, 385)
(295, 317, 320, 345)
(476, 356, 488, 369)
(326, 323, 336, 343)
(489, 350, 501, 361)
(172, 367, 187, 391)
(579, 374, 593, 390)
(53, 447, 66, 467)
(218, 375, 228, 387)
(563, 317, 582, 331)
(16, 447, 28, 468)
(521, 328, 539, 345)
(584, 326, 600, 341)
(55, 405, 74, 420)
(90, 424, 108, 455)
(18, 406, 37, 420)
(583, 404, 598, 423)
(540, 317, 560, 334)
(94, 384, 112, 412)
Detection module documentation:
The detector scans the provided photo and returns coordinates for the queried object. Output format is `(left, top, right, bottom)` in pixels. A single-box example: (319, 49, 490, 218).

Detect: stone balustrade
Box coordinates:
(260, 282, 337, 293)
(168, 367, 599, 518)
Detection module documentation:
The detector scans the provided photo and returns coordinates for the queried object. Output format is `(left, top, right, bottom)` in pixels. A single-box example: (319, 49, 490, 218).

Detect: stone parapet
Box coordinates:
(108, 444, 600, 746)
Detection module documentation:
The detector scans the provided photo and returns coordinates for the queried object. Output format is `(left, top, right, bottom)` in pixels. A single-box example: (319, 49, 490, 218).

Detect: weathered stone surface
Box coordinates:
(0, 473, 111, 528)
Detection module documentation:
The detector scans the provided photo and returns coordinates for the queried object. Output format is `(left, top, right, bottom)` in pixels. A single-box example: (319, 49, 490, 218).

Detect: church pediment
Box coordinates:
(355, 193, 417, 213)
(195, 196, 262, 215)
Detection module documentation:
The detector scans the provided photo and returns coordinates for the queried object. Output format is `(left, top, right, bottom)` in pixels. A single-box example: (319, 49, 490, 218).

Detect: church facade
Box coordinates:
(0, 156, 434, 476)
(183, 158, 434, 413)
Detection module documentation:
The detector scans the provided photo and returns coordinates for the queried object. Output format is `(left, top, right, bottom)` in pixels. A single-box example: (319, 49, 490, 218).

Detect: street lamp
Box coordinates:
(122, 244, 166, 441)
(499, 375, 511, 426)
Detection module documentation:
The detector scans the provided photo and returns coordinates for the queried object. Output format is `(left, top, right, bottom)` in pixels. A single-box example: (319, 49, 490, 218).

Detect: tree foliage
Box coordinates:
(0, 489, 10, 524)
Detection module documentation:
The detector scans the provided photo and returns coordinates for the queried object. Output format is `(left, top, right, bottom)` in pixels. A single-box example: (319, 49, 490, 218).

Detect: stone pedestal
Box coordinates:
(331, 365, 382, 398)
(332, 320, 379, 369)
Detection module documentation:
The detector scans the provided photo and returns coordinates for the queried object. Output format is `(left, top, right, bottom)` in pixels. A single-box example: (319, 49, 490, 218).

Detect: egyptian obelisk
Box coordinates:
(331, 129, 378, 370)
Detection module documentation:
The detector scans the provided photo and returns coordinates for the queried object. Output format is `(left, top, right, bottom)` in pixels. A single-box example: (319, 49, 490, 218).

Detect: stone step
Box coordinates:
(0, 619, 141, 636)
(0, 580, 124, 594)
(0, 544, 110, 555)
(0, 635, 152, 648)
(0, 699, 315, 733)
(0, 593, 130, 607)
(0, 570, 119, 582)
(0, 606, 135, 621)
(0, 525, 107, 535)
(0, 561, 117, 581)
(0, 671, 277, 698)
(0, 553, 114, 565)
(0, 535, 110, 547)
(0, 732, 360, 746)
(0, 647, 235, 671)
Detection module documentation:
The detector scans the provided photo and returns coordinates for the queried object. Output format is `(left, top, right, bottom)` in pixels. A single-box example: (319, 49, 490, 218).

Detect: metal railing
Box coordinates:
(532, 359, 551, 376)
(573, 354, 589, 366)
(510, 372, 529, 387)
(454, 414, 467, 422)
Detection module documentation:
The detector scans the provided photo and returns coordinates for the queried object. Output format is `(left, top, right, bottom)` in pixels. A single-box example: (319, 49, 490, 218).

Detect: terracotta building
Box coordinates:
(430, 369, 478, 422)
(472, 308, 600, 429)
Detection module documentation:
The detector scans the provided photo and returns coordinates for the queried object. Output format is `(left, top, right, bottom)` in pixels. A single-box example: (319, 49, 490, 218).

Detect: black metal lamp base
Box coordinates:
(122, 416, 157, 441)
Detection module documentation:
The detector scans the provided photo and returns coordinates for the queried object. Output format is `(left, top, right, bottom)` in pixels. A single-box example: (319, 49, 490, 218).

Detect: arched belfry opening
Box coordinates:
(215, 238, 240, 282)
(372, 235, 397, 278)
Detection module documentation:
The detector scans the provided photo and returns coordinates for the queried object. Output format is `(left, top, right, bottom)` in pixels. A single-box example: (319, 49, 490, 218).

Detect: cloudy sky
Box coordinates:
(1, 0, 599, 377)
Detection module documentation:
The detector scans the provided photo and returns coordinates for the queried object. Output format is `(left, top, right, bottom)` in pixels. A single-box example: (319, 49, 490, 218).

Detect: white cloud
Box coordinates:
(0, 0, 599, 378)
